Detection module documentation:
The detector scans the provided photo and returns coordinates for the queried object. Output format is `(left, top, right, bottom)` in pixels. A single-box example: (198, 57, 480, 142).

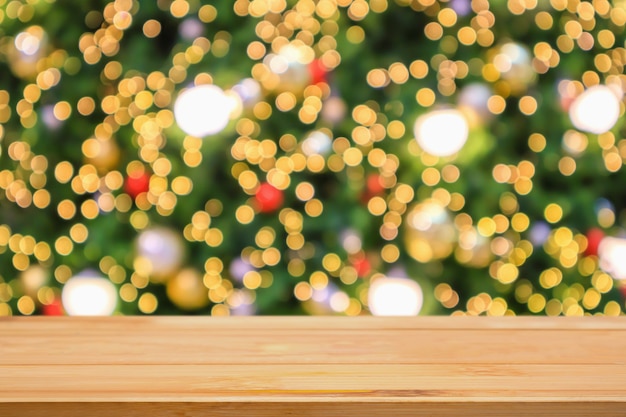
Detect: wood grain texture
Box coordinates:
(1, 316, 625, 416)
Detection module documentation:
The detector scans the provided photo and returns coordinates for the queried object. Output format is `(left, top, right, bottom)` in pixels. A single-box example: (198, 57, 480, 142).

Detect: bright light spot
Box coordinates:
(279, 44, 305, 63)
(179, 18, 204, 41)
(368, 277, 423, 316)
(497, 42, 534, 84)
(321, 96, 347, 125)
(20, 265, 48, 293)
(42, 105, 63, 130)
(232, 78, 261, 107)
(458, 83, 492, 120)
(229, 257, 255, 282)
(493, 53, 512, 73)
(414, 109, 469, 157)
(62, 271, 117, 316)
(263, 44, 312, 92)
(598, 237, 626, 280)
(174, 84, 234, 137)
(529, 221, 551, 246)
(269, 54, 289, 74)
(136, 227, 184, 278)
(569, 85, 621, 134)
(341, 229, 362, 254)
(265, 44, 308, 74)
(409, 201, 448, 231)
(15, 31, 42, 56)
(330, 291, 350, 312)
(302, 131, 332, 155)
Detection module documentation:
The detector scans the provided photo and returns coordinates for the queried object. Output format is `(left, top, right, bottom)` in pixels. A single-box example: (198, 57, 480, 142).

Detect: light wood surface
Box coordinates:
(1, 316, 625, 416)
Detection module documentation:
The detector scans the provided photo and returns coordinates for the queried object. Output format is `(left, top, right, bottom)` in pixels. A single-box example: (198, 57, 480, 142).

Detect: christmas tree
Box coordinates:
(0, 0, 625, 316)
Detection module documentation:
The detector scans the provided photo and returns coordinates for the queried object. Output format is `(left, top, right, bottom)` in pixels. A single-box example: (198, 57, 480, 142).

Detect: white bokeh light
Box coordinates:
(569, 85, 621, 134)
(368, 277, 423, 316)
(598, 236, 626, 280)
(62, 271, 117, 316)
(329, 291, 350, 313)
(302, 131, 332, 156)
(494, 43, 533, 82)
(14, 27, 45, 56)
(262, 44, 312, 93)
(136, 227, 185, 280)
(340, 229, 362, 254)
(179, 18, 204, 41)
(414, 109, 469, 157)
(174, 84, 234, 137)
(232, 78, 261, 107)
(458, 83, 492, 120)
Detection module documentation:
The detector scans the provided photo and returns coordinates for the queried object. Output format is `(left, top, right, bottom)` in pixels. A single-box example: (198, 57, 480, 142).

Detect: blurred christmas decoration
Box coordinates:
(232, 78, 262, 108)
(1, 0, 626, 317)
(41, 298, 64, 316)
(585, 228, 605, 257)
(19, 265, 49, 297)
(489, 42, 535, 95)
(61, 270, 117, 316)
(414, 108, 469, 157)
(124, 169, 151, 200)
(135, 227, 185, 283)
(173, 84, 235, 137)
(405, 200, 456, 263)
(368, 276, 424, 316)
(302, 130, 332, 156)
(599, 237, 626, 280)
(458, 83, 492, 124)
(320, 95, 347, 126)
(568, 85, 622, 134)
(254, 182, 284, 213)
(166, 268, 209, 310)
(308, 59, 329, 86)
(263, 43, 314, 94)
(83, 137, 121, 174)
(6, 25, 49, 79)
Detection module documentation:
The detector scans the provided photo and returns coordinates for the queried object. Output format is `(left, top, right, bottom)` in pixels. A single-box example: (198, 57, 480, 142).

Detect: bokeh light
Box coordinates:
(414, 109, 469, 157)
(569, 85, 621, 134)
(599, 237, 626, 280)
(135, 228, 185, 282)
(1, 0, 626, 317)
(62, 271, 117, 316)
(174, 84, 235, 137)
(368, 276, 423, 316)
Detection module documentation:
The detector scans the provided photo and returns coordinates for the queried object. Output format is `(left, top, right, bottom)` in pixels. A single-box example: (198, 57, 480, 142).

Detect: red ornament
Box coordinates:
(361, 174, 385, 204)
(42, 298, 64, 316)
(308, 59, 328, 85)
(352, 256, 371, 278)
(125, 171, 151, 199)
(255, 183, 284, 213)
(585, 227, 604, 257)
(366, 174, 385, 195)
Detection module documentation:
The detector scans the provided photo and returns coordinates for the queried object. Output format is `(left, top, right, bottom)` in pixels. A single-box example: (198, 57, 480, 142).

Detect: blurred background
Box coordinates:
(0, 0, 625, 316)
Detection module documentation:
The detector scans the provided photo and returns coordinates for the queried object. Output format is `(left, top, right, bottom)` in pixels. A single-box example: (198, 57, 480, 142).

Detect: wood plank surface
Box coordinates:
(1, 316, 625, 416)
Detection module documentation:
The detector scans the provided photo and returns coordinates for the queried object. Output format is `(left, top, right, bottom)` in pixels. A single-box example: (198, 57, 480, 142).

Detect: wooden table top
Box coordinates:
(1, 316, 625, 416)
